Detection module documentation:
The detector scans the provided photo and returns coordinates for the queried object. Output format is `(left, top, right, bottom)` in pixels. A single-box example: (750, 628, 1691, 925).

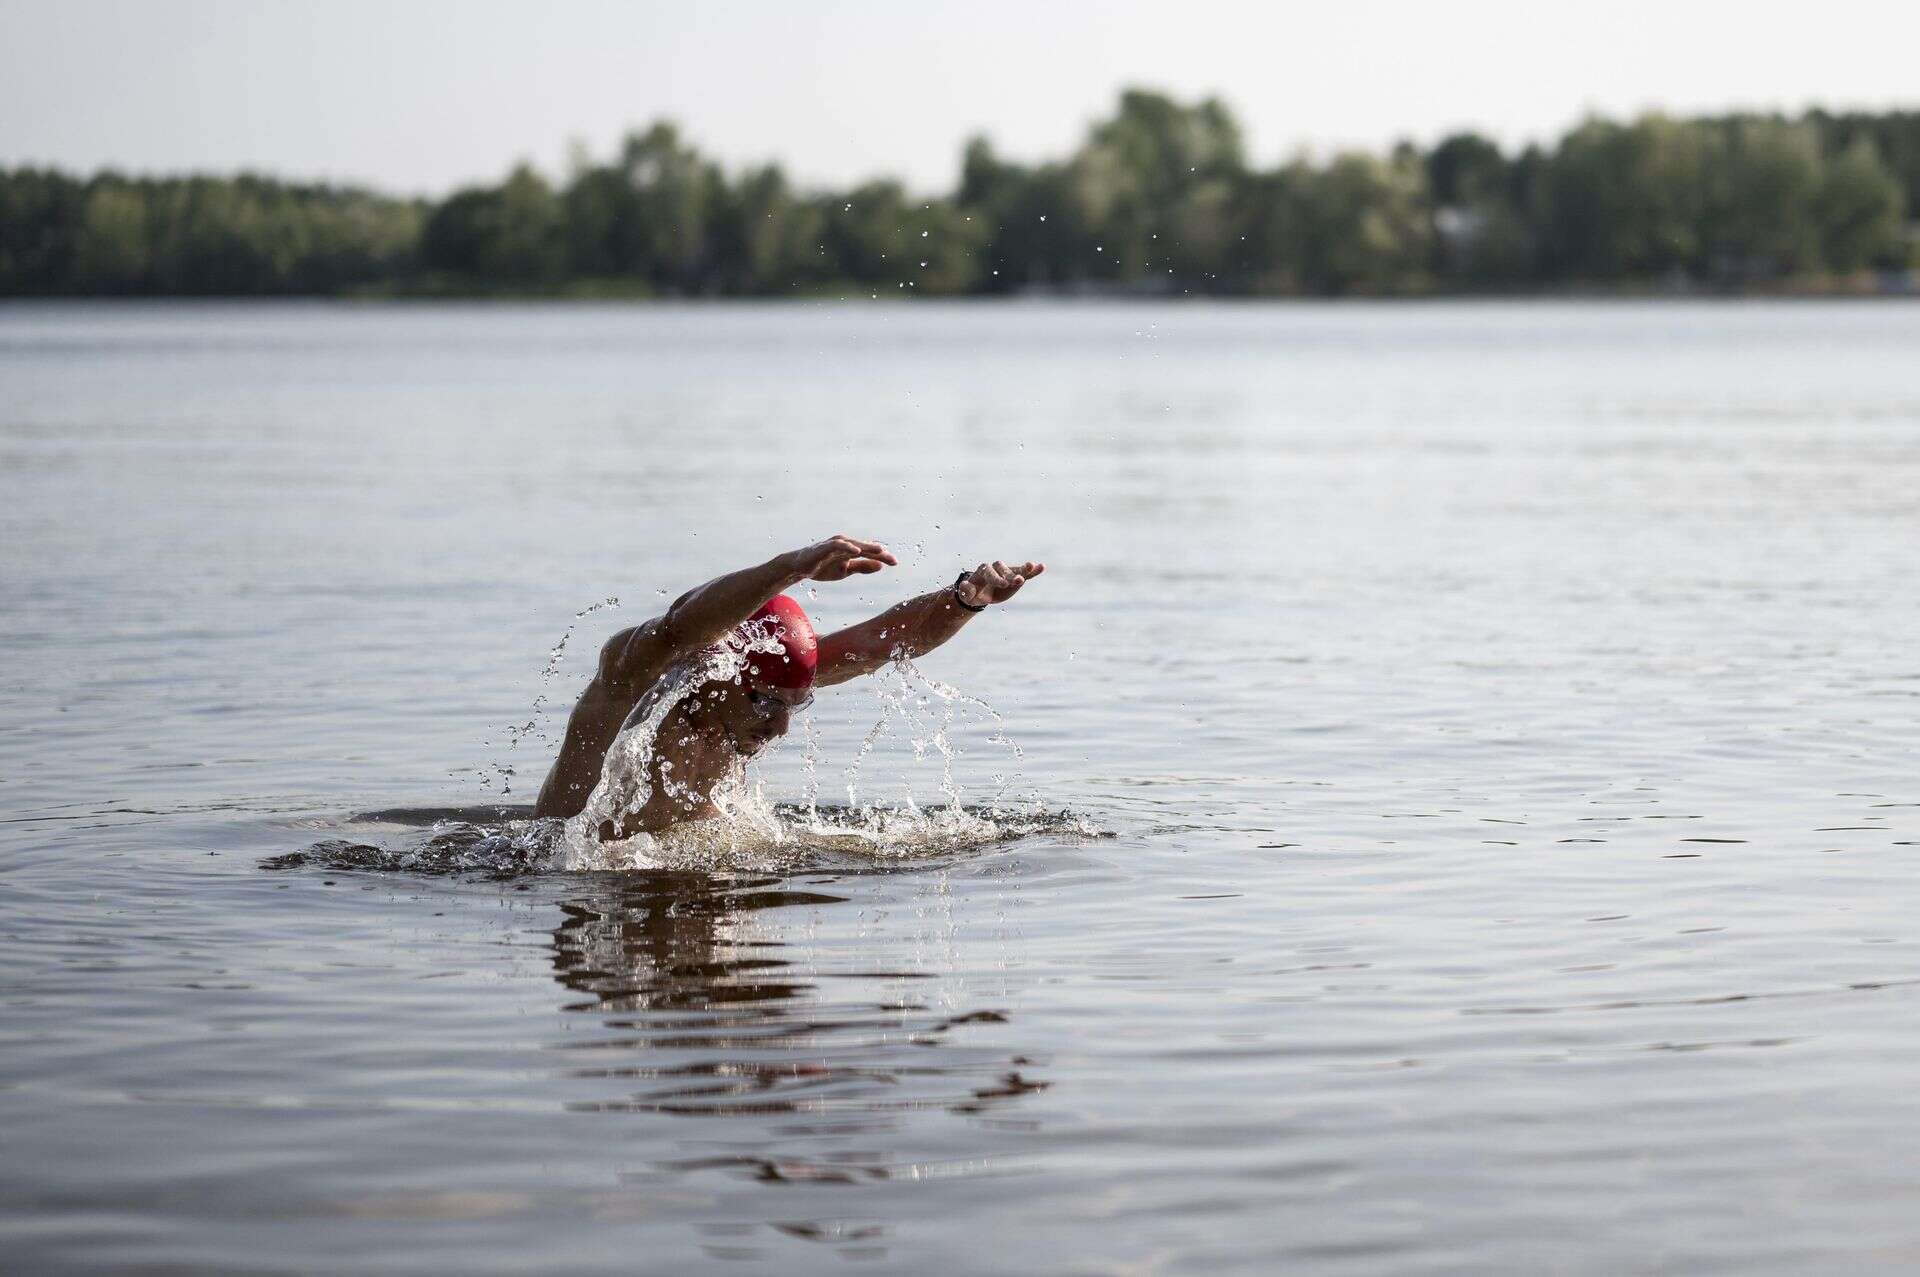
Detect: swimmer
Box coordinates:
(532, 536, 1044, 838)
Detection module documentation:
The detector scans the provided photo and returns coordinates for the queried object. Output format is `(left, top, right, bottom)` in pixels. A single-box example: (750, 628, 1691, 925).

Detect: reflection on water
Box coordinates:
(263, 814, 1061, 1257)
(246, 835, 1063, 1266)
(536, 870, 1049, 1264)
(548, 873, 1046, 1191)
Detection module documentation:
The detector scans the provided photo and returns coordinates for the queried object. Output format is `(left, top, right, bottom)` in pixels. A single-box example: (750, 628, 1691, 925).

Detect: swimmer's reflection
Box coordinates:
(548, 870, 837, 1018)
(545, 873, 1050, 1138)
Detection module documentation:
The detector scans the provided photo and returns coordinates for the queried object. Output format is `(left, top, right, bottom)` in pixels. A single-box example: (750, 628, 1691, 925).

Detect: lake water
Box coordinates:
(3, 299, 1919, 1273)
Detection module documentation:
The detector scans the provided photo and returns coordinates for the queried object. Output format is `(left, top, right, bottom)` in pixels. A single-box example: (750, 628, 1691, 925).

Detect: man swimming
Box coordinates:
(532, 536, 1044, 840)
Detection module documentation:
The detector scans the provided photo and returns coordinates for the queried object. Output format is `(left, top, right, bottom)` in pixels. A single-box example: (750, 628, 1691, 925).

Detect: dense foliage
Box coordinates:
(3, 92, 1915, 297)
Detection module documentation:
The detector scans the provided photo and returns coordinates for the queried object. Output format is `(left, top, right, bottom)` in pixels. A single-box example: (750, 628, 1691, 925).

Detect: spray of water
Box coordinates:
(545, 645, 1062, 873)
(481, 596, 621, 796)
(306, 618, 1096, 880)
(552, 620, 798, 870)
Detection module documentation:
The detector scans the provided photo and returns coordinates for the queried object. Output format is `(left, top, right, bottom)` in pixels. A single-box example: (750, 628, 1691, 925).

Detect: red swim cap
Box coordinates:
(736, 594, 817, 690)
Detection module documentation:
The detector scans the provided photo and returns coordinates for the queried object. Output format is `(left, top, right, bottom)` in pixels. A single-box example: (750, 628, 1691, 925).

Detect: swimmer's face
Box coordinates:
(693, 678, 811, 755)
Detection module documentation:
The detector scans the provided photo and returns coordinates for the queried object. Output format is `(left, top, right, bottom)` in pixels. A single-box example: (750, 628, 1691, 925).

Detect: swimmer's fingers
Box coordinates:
(974, 559, 1045, 604)
(801, 535, 895, 581)
(831, 534, 895, 565)
(839, 544, 896, 573)
(962, 560, 1024, 605)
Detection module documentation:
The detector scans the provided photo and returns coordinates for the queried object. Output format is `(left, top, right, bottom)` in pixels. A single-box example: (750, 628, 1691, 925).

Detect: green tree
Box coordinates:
(822, 181, 982, 294)
(620, 123, 722, 290)
(1541, 115, 1719, 279)
(72, 179, 151, 292)
(484, 166, 566, 283)
(422, 164, 565, 286)
(713, 164, 825, 293)
(1427, 132, 1507, 206)
(561, 164, 639, 281)
(955, 140, 1094, 292)
(1811, 137, 1905, 273)
(0, 168, 85, 293)
(1426, 133, 1533, 284)
(1248, 151, 1430, 294)
(1067, 89, 1246, 287)
(1702, 119, 1823, 280)
(1812, 110, 1920, 222)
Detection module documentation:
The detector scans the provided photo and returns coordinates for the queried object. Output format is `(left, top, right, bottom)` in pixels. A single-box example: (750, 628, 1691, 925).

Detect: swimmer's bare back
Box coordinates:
(530, 536, 1045, 825)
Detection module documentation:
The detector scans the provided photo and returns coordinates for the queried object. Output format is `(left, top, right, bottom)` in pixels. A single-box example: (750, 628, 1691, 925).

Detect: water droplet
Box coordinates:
(920, 230, 929, 238)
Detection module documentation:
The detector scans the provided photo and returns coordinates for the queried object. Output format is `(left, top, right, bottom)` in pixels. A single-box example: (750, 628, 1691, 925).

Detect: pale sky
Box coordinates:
(3, 0, 1916, 197)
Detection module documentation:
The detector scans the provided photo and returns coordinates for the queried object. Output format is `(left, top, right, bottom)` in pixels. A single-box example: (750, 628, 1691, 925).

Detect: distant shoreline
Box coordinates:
(4, 285, 1916, 304)
(5, 91, 1917, 303)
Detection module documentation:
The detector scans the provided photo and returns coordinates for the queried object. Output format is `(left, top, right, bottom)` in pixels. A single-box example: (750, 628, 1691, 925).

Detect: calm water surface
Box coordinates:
(3, 300, 1919, 1273)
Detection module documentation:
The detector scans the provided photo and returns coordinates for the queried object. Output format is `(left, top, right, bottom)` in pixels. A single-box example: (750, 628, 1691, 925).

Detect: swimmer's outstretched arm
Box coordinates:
(816, 559, 1044, 687)
(597, 535, 897, 688)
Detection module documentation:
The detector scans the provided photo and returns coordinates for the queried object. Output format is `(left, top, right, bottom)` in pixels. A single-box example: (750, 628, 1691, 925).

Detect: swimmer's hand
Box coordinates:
(811, 557, 1044, 686)
(957, 559, 1045, 608)
(786, 535, 898, 582)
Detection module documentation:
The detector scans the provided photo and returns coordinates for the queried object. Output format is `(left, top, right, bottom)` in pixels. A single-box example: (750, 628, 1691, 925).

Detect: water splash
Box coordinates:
(264, 817, 563, 880)
(456, 625, 1064, 876)
(557, 614, 792, 850)
(267, 800, 1100, 880)
(844, 655, 1023, 817)
(486, 596, 621, 794)
(562, 656, 708, 859)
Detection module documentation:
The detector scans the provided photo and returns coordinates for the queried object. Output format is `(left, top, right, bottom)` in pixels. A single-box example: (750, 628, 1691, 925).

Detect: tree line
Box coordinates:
(2, 90, 1915, 298)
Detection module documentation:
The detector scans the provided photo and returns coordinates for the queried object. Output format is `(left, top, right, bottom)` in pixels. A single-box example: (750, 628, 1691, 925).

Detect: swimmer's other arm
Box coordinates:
(816, 559, 1044, 687)
(595, 536, 898, 689)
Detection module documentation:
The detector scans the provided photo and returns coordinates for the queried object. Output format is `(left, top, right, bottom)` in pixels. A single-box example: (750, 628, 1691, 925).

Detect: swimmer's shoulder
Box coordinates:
(597, 616, 678, 694)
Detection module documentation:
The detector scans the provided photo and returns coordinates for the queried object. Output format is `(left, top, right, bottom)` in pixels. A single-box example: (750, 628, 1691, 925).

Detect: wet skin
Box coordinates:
(593, 676, 809, 842)
(531, 536, 1044, 834)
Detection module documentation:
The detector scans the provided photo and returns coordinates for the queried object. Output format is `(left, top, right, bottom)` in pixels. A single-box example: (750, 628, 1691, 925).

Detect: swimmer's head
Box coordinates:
(736, 594, 818, 691)
(690, 595, 817, 755)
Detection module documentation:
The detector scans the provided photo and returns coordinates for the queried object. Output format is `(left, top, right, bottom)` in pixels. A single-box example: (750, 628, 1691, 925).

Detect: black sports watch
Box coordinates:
(952, 571, 987, 613)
